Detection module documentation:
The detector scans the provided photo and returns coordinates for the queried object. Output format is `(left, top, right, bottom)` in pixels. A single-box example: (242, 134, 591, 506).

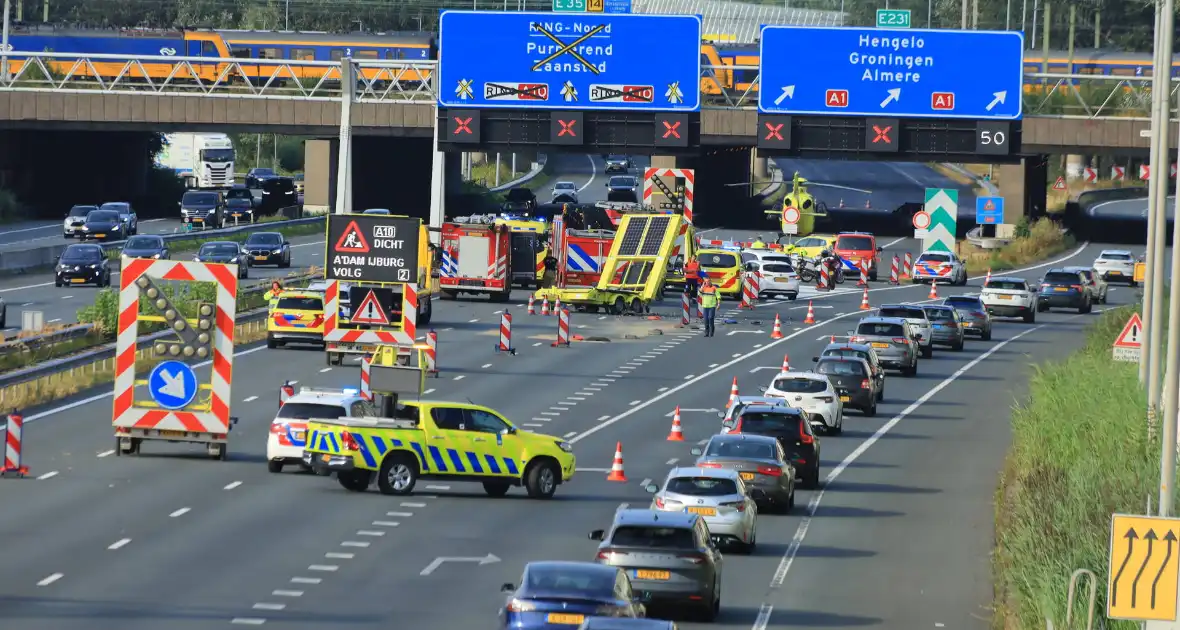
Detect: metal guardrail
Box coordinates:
(0, 323, 94, 357)
(0, 52, 1172, 119)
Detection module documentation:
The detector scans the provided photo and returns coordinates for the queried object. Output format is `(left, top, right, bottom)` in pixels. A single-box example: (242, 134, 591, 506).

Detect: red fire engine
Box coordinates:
(438, 220, 513, 302)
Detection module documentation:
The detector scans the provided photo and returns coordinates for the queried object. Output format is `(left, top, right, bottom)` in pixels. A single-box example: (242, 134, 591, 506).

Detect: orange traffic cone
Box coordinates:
(984, 268, 992, 285)
(667, 407, 685, 441)
(770, 313, 784, 339)
(859, 287, 871, 310)
(606, 442, 627, 482)
(803, 301, 816, 324)
(928, 282, 939, 300)
(527, 294, 536, 315)
(727, 377, 739, 408)
(541, 298, 551, 316)
(781, 353, 790, 373)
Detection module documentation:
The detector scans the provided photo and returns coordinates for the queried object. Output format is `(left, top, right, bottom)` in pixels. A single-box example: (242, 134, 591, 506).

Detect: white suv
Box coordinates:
(980, 276, 1037, 323)
(267, 387, 374, 473)
(761, 371, 844, 435)
(1092, 249, 1137, 286)
(876, 304, 934, 358)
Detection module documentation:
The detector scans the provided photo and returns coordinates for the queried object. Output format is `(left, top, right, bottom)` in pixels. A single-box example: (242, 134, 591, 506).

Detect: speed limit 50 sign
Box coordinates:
(327, 214, 422, 284)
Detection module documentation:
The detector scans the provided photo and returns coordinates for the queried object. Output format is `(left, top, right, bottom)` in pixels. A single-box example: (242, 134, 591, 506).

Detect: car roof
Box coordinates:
(283, 392, 357, 406)
(823, 342, 872, 352)
(732, 395, 788, 404)
(740, 403, 806, 415)
(100, 201, 130, 208)
(705, 432, 780, 447)
(944, 294, 981, 300)
(247, 231, 283, 238)
(524, 560, 618, 576)
(1099, 249, 1132, 256)
(986, 276, 1027, 283)
(555, 181, 576, 186)
(201, 240, 238, 246)
(65, 243, 103, 252)
(775, 370, 828, 380)
(836, 231, 874, 238)
(817, 355, 870, 364)
(1045, 268, 1076, 274)
(879, 303, 926, 310)
(612, 508, 697, 528)
(922, 304, 955, 311)
(857, 315, 909, 325)
(1062, 266, 1091, 272)
(667, 466, 742, 481)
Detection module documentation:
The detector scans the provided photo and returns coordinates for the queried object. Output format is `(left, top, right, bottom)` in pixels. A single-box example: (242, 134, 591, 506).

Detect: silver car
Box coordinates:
(590, 509, 723, 621)
(1063, 265, 1109, 304)
(851, 316, 919, 376)
(921, 305, 966, 351)
(645, 467, 758, 553)
(942, 294, 993, 341)
(691, 433, 796, 513)
(877, 304, 933, 358)
(718, 395, 789, 431)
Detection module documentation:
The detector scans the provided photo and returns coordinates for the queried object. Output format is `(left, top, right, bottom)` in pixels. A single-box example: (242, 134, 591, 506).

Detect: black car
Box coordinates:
(55, 243, 111, 287)
(100, 201, 138, 235)
(226, 185, 257, 208)
(243, 232, 291, 267)
(122, 235, 169, 260)
(498, 562, 645, 628)
(225, 197, 255, 223)
(63, 204, 98, 238)
(606, 175, 639, 203)
(1037, 268, 1094, 314)
(80, 209, 126, 241)
(815, 356, 879, 417)
(728, 403, 821, 488)
(502, 187, 537, 213)
(179, 190, 224, 229)
(196, 241, 249, 279)
(246, 167, 277, 189)
(260, 177, 298, 216)
(815, 342, 885, 400)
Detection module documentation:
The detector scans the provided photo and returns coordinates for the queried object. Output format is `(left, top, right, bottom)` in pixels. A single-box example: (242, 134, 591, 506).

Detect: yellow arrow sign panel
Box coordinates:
(1109, 514, 1180, 621)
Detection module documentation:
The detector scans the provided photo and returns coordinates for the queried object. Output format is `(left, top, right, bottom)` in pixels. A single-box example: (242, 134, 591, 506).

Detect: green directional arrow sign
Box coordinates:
(924, 188, 958, 253)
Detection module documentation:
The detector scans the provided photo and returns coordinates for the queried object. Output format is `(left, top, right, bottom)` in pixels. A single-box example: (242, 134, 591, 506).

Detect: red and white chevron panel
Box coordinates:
(1140, 164, 1151, 180)
(1111, 166, 1126, 181)
(1082, 167, 1097, 183)
(322, 280, 418, 345)
(112, 258, 238, 434)
(642, 168, 695, 224)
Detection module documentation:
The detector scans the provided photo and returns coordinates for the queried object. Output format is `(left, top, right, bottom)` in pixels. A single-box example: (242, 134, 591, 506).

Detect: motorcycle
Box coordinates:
(793, 254, 819, 283)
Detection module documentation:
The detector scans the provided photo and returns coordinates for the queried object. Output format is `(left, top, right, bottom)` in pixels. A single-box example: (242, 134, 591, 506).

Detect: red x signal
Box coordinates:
(872, 125, 892, 144)
(764, 122, 784, 141)
(662, 120, 681, 139)
(558, 119, 578, 137)
(453, 117, 473, 134)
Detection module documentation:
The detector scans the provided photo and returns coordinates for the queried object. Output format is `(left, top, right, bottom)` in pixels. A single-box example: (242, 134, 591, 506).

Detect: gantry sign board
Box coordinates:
(113, 258, 238, 452)
(327, 214, 422, 285)
(757, 26, 1024, 120)
(437, 11, 702, 111)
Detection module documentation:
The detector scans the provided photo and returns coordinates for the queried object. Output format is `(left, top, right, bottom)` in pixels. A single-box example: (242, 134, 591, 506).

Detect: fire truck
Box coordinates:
(439, 215, 545, 301)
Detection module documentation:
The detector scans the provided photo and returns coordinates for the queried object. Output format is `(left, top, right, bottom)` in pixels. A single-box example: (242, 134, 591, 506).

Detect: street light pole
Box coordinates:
(1, 0, 12, 82)
(1142, 0, 1164, 387)
(1148, 0, 1173, 436)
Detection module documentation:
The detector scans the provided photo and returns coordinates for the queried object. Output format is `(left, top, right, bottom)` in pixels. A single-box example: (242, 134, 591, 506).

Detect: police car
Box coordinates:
(267, 386, 373, 473)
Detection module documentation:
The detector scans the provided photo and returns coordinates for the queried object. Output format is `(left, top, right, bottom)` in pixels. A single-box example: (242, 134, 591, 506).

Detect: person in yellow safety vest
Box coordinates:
(751, 235, 767, 249)
(700, 277, 719, 337)
(265, 280, 283, 306)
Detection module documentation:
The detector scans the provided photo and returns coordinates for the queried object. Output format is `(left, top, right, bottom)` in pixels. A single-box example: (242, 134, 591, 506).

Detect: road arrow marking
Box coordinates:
(726, 330, 766, 336)
(774, 85, 795, 106)
(420, 554, 501, 576)
(985, 91, 1007, 112)
(880, 88, 900, 108)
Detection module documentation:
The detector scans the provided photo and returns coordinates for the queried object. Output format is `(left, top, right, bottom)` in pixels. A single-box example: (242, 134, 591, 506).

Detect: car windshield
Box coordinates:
(276, 403, 345, 420)
(607, 155, 627, 162)
(918, 253, 952, 263)
(227, 198, 252, 206)
(507, 188, 534, 201)
(771, 377, 827, 393)
(816, 360, 866, 376)
(525, 567, 614, 596)
(86, 210, 119, 222)
(276, 297, 322, 310)
(61, 246, 102, 262)
(554, 182, 575, 190)
(100, 203, 129, 213)
(182, 192, 218, 205)
(738, 412, 803, 433)
(68, 205, 97, 217)
(252, 168, 276, 177)
(705, 440, 776, 460)
(836, 235, 874, 250)
(609, 176, 636, 187)
(1044, 272, 1080, 284)
(262, 179, 293, 192)
(1068, 269, 1094, 281)
(201, 149, 234, 161)
(923, 308, 955, 321)
(125, 236, 160, 249)
(986, 280, 1028, 291)
(858, 322, 905, 337)
(878, 307, 926, 320)
(226, 189, 252, 200)
(200, 243, 239, 256)
(944, 297, 983, 309)
(824, 348, 870, 362)
(363, 209, 391, 215)
(762, 263, 794, 273)
(610, 526, 695, 549)
(700, 253, 738, 268)
(666, 476, 739, 496)
(247, 233, 283, 246)
(1100, 252, 1133, 261)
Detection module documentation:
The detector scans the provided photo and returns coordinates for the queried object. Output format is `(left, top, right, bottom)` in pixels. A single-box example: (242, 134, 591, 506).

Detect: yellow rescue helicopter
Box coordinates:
(762, 172, 872, 240)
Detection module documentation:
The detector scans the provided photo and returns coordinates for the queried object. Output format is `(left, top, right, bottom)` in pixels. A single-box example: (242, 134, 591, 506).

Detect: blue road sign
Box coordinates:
(603, 0, 632, 13)
(148, 360, 199, 410)
(758, 26, 1024, 120)
(438, 11, 701, 111)
(976, 196, 1004, 224)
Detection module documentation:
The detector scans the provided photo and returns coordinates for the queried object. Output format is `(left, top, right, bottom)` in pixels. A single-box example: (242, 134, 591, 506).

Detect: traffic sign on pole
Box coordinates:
(782, 205, 800, 235)
(1113, 312, 1143, 363)
(438, 11, 701, 111)
(976, 196, 1004, 224)
(923, 188, 958, 253)
(911, 210, 930, 238)
(876, 9, 911, 28)
(757, 26, 1024, 119)
(1108, 513, 1180, 621)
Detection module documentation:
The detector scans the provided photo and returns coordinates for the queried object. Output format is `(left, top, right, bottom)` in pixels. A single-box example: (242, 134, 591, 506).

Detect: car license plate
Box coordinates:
(871, 342, 889, 348)
(1109, 271, 1122, 275)
(95, 234, 105, 238)
(998, 295, 1013, 300)
(70, 278, 86, 284)
(636, 570, 670, 580)
(321, 454, 331, 462)
(775, 276, 789, 282)
(546, 614, 584, 625)
(686, 507, 717, 516)
(740, 472, 755, 480)
(158, 430, 185, 438)
(1054, 287, 1069, 292)
(254, 256, 267, 261)
(840, 395, 850, 402)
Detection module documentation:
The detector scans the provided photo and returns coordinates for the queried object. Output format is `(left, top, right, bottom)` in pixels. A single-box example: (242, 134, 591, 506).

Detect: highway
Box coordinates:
(772, 159, 978, 217)
(1088, 195, 1176, 220)
(0, 229, 1137, 630)
(0, 218, 191, 254)
(540, 153, 650, 206)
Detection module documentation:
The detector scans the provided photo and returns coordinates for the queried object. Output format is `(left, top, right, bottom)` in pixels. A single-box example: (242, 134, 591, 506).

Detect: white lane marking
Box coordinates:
(583, 388, 602, 392)
(629, 400, 641, 405)
(231, 618, 266, 625)
(469, 318, 479, 323)
(753, 604, 774, 630)
(372, 521, 400, 527)
(666, 458, 678, 465)
(579, 468, 612, 472)
(244, 395, 259, 402)
(357, 530, 385, 537)
(401, 502, 427, 507)
(47, 318, 62, 323)
(481, 363, 492, 368)
(524, 423, 545, 427)
(318, 367, 332, 373)
(423, 388, 436, 395)
(568, 396, 587, 400)
(425, 484, 450, 490)
(108, 538, 131, 550)
(576, 154, 599, 192)
(169, 507, 191, 518)
(658, 387, 668, 392)
(272, 590, 303, 597)
(542, 411, 561, 416)
(683, 375, 695, 380)
(326, 552, 354, 559)
(224, 481, 243, 490)
(253, 603, 285, 611)
(37, 573, 63, 586)
(60, 295, 73, 300)
(291, 577, 321, 584)
(453, 375, 466, 381)
(341, 541, 370, 548)
(640, 478, 652, 487)
(387, 511, 413, 517)
(709, 363, 719, 368)
(597, 415, 610, 421)
(36, 471, 58, 480)
(598, 377, 617, 382)
(564, 431, 577, 438)
(308, 565, 338, 572)
(531, 417, 551, 422)
(533, 342, 543, 347)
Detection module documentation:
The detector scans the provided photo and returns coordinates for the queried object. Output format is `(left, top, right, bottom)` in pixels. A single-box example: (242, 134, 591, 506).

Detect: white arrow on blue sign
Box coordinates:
(148, 360, 199, 410)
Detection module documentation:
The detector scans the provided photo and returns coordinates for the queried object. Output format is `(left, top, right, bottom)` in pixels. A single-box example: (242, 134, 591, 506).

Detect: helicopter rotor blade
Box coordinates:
(801, 181, 873, 195)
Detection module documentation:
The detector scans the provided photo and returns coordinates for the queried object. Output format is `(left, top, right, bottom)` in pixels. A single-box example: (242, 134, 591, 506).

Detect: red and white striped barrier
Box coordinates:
(679, 292, 691, 326)
(818, 265, 830, 291)
(496, 311, 516, 354)
(890, 255, 900, 285)
(552, 308, 571, 347)
(425, 330, 439, 375)
(359, 357, 372, 401)
(740, 273, 760, 308)
(696, 294, 704, 319)
(279, 381, 296, 408)
(857, 260, 869, 287)
(2, 412, 28, 478)
(901, 252, 913, 280)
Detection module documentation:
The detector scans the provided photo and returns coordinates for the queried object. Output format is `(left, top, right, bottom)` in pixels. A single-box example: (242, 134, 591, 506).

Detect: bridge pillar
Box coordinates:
(996, 156, 1049, 225)
(650, 156, 678, 169)
(303, 139, 333, 214)
(752, 152, 769, 181)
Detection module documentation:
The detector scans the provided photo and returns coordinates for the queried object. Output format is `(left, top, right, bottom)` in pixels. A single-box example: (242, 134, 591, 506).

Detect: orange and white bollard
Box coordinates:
(890, 255, 900, 285)
(667, 407, 685, 441)
(496, 311, 516, 355)
(859, 287, 871, 310)
(740, 273, 757, 309)
(727, 377, 740, 408)
(540, 297, 551, 316)
(2, 412, 28, 478)
(928, 282, 939, 300)
(781, 353, 791, 373)
(770, 313, 784, 339)
(425, 330, 439, 375)
(818, 265, 830, 291)
(359, 359, 372, 401)
(902, 252, 913, 279)
(984, 268, 992, 285)
(606, 442, 627, 482)
(803, 301, 816, 324)
(527, 294, 536, 315)
(552, 308, 571, 347)
(680, 292, 691, 327)
(857, 261, 869, 287)
(279, 380, 296, 408)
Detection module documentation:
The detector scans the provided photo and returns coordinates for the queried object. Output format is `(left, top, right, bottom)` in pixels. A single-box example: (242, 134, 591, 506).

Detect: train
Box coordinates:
(0, 25, 1169, 100)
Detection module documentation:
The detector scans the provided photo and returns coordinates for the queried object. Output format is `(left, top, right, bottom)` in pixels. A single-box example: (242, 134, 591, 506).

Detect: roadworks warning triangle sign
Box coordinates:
(334, 221, 370, 253)
(984, 199, 996, 211)
(1113, 313, 1143, 348)
(352, 289, 390, 326)
(1052, 176, 1067, 191)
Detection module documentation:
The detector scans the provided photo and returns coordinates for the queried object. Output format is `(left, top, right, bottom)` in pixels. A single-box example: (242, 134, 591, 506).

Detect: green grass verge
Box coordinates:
(963, 218, 1075, 274)
(0, 331, 108, 373)
(993, 305, 1157, 629)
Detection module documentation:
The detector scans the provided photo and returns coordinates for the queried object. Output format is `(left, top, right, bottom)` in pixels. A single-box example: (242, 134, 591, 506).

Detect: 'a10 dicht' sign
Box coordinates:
(326, 214, 421, 284)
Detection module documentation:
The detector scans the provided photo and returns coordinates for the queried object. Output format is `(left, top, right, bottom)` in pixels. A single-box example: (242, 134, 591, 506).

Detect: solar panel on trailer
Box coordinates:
(639, 217, 670, 255)
(617, 218, 649, 256)
(624, 262, 654, 286)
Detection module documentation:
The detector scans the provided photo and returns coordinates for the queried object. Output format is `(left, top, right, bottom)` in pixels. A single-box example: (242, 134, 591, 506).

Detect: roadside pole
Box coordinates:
(1141, 1, 1163, 388)
(334, 56, 355, 215)
(1156, 0, 1178, 521)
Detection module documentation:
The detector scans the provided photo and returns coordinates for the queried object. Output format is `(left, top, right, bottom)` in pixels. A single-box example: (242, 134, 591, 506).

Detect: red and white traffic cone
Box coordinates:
(553, 297, 562, 314)
(727, 377, 739, 408)
(770, 313, 784, 339)
(527, 294, 536, 315)
(279, 380, 296, 408)
(540, 297, 551, 316)
(890, 255, 900, 285)
(859, 287, 871, 310)
(928, 282, 939, 300)
(803, 301, 816, 325)
(552, 308, 571, 347)
(2, 411, 28, 478)
(425, 330, 439, 375)
(496, 311, 516, 355)
(606, 442, 627, 482)
(781, 354, 791, 373)
(667, 407, 685, 441)
(984, 268, 992, 285)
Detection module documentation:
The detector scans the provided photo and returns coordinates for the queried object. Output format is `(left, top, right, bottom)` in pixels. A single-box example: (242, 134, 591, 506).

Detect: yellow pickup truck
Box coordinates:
(303, 400, 576, 499)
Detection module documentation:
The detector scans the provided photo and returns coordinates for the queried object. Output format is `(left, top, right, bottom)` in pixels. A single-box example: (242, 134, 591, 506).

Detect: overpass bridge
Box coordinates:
(0, 51, 1172, 153)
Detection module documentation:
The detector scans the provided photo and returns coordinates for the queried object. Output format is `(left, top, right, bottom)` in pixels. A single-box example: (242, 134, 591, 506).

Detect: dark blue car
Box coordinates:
(500, 561, 645, 629)
(1036, 269, 1093, 314)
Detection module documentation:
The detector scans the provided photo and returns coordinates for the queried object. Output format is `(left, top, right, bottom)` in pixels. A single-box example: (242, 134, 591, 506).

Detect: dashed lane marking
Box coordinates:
(272, 590, 303, 597)
(36, 471, 58, 480)
(230, 618, 266, 625)
(341, 541, 369, 548)
(169, 507, 191, 518)
(253, 603, 285, 611)
(224, 481, 242, 490)
(387, 511, 413, 517)
(357, 530, 385, 537)
(290, 577, 321, 584)
(108, 538, 131, 550)
(401, 502, 427, 508)
(97, 450, 114, 457)
(308, 565, 338, 572)
(326, 552, 354, 559)
(243, 396, 259, 402)
(373, 521, 400, 527)
(37, 573, 63, 586)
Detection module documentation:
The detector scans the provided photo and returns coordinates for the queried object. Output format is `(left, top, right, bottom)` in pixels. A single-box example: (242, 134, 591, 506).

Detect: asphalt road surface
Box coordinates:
(0, 219, 191, 254)
(773, 160, 978, 218)
(0, 231, 1139, 630)
(1088, 195, 1176, 220)
(541, 154, 651, 206)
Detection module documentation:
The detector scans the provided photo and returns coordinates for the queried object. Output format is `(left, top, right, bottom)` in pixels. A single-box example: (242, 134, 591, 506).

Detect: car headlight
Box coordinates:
(112, 224, 121, 230)
(555, 441, 573, 453)
(152, 253, 162, 259)
(230, 257, 239, 263)
(88, 263, 99, 269)
(272, 249, 282, 254)
(194, 256, 201, 262)
(81, 226, 89, 231)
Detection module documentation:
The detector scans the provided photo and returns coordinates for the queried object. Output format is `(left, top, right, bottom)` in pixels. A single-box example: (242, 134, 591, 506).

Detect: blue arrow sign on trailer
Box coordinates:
(758, 26, 1024, 120)
(148, 360, 199, 410)
(438, 10, 701, 111)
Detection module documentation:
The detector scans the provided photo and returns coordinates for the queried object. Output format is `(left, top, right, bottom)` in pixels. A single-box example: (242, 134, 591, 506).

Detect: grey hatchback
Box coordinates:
(691, 433, 796, 513)
(851, 316, 919, 376)
(921, 305, 966, 351)
(590, 510, 723, 621)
